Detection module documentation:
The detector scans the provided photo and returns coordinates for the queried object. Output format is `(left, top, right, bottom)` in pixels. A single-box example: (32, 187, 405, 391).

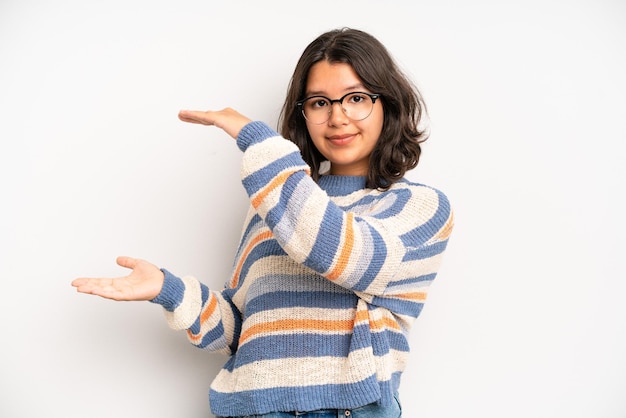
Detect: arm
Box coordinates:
(70, 106, 250, 298)
(71, 257, 241, 354)
(70, 109, 252, 351)
(177, 108, 453, 297)
(236, 122, 454, 298)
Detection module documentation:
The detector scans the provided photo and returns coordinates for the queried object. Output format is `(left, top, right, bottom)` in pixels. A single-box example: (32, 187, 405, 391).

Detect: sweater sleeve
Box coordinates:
(150, 269, 242, 355)
(236, 121, 454, 298)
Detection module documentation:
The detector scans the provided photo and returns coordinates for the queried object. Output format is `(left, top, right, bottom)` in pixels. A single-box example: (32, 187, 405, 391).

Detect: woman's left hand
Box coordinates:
(178, 108, 252, 140)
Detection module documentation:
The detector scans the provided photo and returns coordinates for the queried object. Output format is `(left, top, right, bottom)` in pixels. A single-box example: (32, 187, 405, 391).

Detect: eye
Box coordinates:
(347, 93, 367, 104)
(311, 98, 330, 109)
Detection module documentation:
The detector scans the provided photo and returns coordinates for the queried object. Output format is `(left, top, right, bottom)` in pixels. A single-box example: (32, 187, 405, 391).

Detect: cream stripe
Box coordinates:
(240, 136, 301, 176)
(246, 306, 356, 324)
(399, 252, 445, 280)
(231, 255, 312, 309)
(211, 347, 377, 392)
(240, 307, 358, 345)
(287, 190, 327, 264)
(373, 349, 411, 381)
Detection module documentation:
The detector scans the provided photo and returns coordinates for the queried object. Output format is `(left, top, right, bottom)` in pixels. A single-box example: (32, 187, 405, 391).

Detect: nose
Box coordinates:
(327, 101, 349, 126)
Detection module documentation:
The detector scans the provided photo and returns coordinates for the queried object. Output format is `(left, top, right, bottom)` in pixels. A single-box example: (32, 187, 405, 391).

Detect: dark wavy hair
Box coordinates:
(278, 28, 428, 190)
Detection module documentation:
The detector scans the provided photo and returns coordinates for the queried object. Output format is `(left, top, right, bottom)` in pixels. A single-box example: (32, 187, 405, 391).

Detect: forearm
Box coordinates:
(235, 122, 417, 295)
(151, 269, 240, 354)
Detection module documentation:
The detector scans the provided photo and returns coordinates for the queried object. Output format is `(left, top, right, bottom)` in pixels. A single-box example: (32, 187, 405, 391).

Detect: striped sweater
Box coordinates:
(152, 121, 454, 416)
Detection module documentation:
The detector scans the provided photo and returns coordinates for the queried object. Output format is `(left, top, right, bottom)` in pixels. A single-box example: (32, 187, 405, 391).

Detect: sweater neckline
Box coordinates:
(318, 175, 368, 196)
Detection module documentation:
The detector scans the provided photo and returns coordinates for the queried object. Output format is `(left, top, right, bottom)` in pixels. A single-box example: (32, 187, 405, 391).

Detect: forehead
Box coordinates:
(305, 61, 364, 95)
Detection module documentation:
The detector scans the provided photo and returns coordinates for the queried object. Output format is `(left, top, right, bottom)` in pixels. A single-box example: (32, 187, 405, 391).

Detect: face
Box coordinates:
(304, 61, 384, 176)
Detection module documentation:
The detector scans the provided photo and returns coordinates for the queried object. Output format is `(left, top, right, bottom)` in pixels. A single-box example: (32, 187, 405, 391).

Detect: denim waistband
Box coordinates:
(218, 412, 349, 418)
(218, 412, 349, 417)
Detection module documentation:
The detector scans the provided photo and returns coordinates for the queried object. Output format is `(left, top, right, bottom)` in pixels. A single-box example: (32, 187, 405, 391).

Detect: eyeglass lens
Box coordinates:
(301, 93, 375, 124)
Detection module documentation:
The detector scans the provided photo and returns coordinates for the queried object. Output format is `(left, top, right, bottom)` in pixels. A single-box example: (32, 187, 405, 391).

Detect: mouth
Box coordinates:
(327, 133, 356, 145)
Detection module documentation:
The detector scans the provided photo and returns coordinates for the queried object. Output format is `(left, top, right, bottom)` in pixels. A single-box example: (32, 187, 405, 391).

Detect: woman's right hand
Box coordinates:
(71, 256, 164, 301)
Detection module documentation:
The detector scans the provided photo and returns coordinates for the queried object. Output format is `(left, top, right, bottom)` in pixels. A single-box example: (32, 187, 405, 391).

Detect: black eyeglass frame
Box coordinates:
(295, 91, 381, 124)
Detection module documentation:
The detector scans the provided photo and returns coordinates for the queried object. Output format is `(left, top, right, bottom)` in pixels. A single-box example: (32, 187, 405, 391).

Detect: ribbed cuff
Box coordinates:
(236, 121, 279, 151)
(149, 268, 185, 311)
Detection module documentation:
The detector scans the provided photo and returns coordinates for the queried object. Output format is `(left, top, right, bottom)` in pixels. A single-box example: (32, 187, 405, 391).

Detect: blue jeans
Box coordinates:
(218, 395, 402, 418)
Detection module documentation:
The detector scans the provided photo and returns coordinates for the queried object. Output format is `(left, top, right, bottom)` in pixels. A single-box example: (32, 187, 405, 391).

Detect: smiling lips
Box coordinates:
(327, 133, 356, 145)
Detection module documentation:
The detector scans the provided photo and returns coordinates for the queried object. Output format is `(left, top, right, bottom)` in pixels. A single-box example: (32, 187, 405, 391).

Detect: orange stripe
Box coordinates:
(238, 310, 402, 345)
(368, 315, 402, 332)
(251, 172, 291, 209)
(230, 230, 273, 288)
(187, 295, 219, 343)
(355, 308, 370, 323)
(395, 292, 428, 302)
(240, 319, 355, 344)
(250, 167, 313, 209)
(327, 213, 354, 281)
(200, 293, 218, 324)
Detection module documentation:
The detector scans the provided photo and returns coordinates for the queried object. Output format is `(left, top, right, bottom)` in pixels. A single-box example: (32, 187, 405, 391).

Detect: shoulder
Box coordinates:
(380, 179, 453, 237)
(383, 178, 451, 212)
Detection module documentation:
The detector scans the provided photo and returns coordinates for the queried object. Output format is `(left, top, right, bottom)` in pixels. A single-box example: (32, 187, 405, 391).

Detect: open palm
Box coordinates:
(71, 256, 164, 301)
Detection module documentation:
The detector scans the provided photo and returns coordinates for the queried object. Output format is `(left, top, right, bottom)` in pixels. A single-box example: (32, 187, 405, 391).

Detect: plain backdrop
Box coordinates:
(1, 1, 625, 417)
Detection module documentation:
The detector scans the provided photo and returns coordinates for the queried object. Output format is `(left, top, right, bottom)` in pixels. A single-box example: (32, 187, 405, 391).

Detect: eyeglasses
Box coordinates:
(296, 92, 381, 125)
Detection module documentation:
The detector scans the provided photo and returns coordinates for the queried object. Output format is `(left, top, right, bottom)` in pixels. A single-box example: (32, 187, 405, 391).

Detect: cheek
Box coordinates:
(375, 109, 385, 133)
(306, 124, 325, 148)
(365, 112, 384, 142)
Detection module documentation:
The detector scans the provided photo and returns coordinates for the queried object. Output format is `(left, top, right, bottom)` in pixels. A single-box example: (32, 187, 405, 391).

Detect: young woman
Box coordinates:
(72, 28, 454, 418)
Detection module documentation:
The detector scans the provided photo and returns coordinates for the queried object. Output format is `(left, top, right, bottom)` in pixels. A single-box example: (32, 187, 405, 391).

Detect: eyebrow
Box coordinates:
(305, 83, 366, 97)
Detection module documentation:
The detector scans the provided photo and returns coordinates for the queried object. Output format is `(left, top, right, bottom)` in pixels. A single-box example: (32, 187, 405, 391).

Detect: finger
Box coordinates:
(71, 278, 118, 297)
(71, 277, 88, 287)
(178, 110, 215, 125)
(116, 256, 138, 270)
(71, 275, 120, 288)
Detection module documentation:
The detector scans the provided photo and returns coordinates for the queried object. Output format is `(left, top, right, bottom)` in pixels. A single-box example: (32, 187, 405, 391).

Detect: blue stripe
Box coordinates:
(370, 329, 410, 355)
(371, 296, 424, 319)
(237, 240, 287, 286)
(351, 223, 386, 291)
(195, 321, 226, 349)
(187, 285, 210, 334)
(271, 177, 310, 243)
(236, 333, 362, 366)
(241, 151, 304, 196)
(402, 240, 448, 261)
(246, 290, 357, 315)
(236, 120, 280, 150)
(209, 374, 382, 417)
(235, 213, 263, 256)
(401, 189, 451, 246)
(222, 288, 243, 353)
(151, 269, 185, 311)
(303, 203, 340, 273)
(341, 188, 410, 219)
(263, 171, 308, 230)
(188, 288, 235, 351)
(390, 273, 436, 286)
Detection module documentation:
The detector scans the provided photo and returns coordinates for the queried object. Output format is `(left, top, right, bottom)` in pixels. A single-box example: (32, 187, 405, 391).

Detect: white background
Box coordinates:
(1, 1, 625, 417)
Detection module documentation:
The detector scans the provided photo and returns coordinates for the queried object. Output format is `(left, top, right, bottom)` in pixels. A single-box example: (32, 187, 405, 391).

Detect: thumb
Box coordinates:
(116, 256, 138, 270)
